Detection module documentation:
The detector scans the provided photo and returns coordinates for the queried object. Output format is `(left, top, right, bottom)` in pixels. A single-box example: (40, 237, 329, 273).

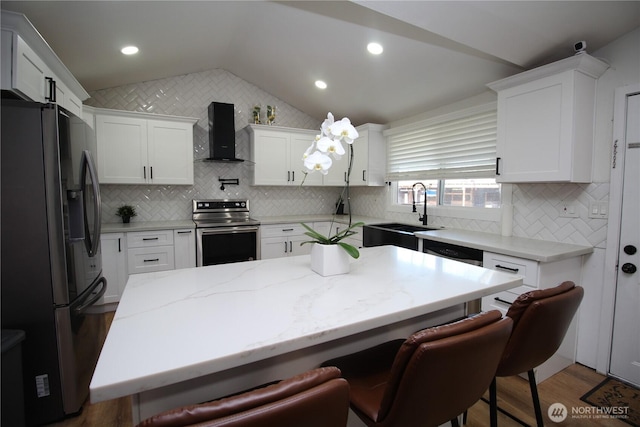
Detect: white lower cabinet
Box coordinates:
(127, 230, 175, 274)
(99, 233, 127, 305)
(481, 251, 583, 383)
(260, 221, 362, 261)
(260, 223, 313, 259)
(99, 227, 195, 306)
(174, 229, 196, 269)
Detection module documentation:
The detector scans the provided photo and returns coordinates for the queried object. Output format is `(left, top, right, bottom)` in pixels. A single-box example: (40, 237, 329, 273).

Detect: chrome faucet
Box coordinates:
(412, 182, 428, 226)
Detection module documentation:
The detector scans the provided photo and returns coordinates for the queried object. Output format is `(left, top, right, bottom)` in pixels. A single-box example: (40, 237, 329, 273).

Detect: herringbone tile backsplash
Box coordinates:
(88, 68, 609, 248)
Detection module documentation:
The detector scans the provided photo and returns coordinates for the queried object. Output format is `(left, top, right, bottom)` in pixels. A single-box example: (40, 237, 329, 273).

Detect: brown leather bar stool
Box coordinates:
(489, 281, 584, 427)
(135, 366, 349, 427)
(323, 310, 513, 427)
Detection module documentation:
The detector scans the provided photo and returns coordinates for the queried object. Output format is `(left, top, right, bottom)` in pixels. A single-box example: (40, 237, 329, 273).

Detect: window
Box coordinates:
(397, 179, 501, 208)
(386, 103, 497, 181)
(386, 103, 501, 213)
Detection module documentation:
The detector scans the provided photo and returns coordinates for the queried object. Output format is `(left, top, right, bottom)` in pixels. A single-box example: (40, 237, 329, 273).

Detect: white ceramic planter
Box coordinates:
(310, 244, 350, 276)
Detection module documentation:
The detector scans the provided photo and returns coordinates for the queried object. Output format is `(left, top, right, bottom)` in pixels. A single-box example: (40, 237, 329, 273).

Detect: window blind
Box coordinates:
(386, 104, 497, 181)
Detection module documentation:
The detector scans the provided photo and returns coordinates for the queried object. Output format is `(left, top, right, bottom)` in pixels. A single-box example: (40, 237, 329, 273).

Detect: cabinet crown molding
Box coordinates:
(487, 53, 609, 92)
(1, 10, 89, 100)
(93, 107, 198, 124)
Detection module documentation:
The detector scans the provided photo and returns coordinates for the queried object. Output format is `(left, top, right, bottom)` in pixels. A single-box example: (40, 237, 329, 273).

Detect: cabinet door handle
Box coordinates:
(45, 77, 56, 102)
(143, 166, 146, 179)
(344, 172, 347, 182)
(287, 171, 290, 182)
(144, 258, 160, 263)
(289, 241, 292, 252)
(118, 238, 121, 252)
(494, 297, 514, 305)
(150, 166, 153, 180)
(496, 157, 501, 176)
(495, 264, 519, 273)
(362, 170, 366, 181)
(143, 237, 159, 241)
(292, 171, 295, 182)
(284, 242, 288, 253)
(177, 231, 192, 234)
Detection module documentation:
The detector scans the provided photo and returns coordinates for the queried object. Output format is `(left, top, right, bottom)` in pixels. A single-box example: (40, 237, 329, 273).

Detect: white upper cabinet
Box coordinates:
(95, 108, 197, 185)
(249, 123, 387, 187)
(247, 125, 322, 186)
(325, 123, 388, 186)
(1, 12, 88, 116)
(488, 54, 608, 183)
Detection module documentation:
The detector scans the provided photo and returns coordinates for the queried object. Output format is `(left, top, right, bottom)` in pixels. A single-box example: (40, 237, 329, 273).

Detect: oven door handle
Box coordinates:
(200, 226, 260, 235)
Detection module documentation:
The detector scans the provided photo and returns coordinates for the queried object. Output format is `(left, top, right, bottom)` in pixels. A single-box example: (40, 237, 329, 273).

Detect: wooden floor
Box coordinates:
(46, 312, 629, 427)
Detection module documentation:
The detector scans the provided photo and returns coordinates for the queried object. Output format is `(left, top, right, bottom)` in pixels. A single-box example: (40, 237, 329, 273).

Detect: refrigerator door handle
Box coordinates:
(71, 276, 107, 314)
(81, 150, 102, 256)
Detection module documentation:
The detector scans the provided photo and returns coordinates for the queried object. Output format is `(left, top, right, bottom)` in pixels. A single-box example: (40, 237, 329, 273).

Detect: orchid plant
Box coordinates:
(300, 113, 365, 259)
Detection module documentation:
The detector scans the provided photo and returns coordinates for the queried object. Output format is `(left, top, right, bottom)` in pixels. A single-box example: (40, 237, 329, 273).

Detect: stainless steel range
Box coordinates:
(192, 199, 260, 266)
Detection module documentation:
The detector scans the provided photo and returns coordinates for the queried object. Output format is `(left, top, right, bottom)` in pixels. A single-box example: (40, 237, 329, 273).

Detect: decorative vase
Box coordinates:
(310, 244, 350, 276)
(122, 216, 130, 224)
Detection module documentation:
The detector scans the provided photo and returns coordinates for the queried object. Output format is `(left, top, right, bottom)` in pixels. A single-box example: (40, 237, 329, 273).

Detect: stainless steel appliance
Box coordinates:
(422, 239, 484, 314)
(1, 99, 107, 425)
(193, 199, 260, 266)
(422, 240, 483, 266)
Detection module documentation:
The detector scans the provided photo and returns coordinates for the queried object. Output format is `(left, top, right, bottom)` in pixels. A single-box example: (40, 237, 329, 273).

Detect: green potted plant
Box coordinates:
(300, 113, 364, 276)
(116, 204, 137, 223)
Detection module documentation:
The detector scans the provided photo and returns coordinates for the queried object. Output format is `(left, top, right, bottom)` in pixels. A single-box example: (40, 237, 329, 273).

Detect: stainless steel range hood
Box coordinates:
(206, 102, 244, 162)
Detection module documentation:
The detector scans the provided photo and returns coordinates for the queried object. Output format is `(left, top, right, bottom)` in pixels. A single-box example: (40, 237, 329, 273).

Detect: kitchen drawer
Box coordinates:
(127, 246, 175, 274)
(483, 251, 538, 295)
(482, 289, 522, 314)
(260, 223, 306, 238)
(127, 230, 174, 248)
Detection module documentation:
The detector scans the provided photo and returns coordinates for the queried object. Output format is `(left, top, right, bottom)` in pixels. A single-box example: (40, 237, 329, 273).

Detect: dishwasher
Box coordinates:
(421, 239, 484, 314)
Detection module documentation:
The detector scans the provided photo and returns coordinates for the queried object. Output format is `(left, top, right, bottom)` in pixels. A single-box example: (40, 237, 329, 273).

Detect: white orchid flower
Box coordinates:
(304, 151, 333, 175)
(316, 135, 345, 160)
(302, 142, 315, 160)
(329, 117, 359, 144)
(320, 112, 335, 137)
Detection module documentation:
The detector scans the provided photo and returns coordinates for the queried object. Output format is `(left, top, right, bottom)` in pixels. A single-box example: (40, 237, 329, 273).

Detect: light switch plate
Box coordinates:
(588, 201, 609, 219)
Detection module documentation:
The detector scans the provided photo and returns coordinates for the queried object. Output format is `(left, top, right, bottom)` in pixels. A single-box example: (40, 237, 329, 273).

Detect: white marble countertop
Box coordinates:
(415, 229, 593, 262)
(101, 220, 195, 233)
(90, 245, 522, 403)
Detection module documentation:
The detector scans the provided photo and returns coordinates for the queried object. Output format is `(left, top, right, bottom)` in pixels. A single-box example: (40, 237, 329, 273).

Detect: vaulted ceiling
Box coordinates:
(2, 1, 639, 124)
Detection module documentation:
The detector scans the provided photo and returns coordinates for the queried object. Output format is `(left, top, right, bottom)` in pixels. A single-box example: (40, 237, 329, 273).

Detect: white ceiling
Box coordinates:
(2, 1, 639, 125)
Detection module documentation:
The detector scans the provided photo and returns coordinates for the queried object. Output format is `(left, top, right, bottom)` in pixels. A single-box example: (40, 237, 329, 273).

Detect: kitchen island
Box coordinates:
(90, 245, 522, 423)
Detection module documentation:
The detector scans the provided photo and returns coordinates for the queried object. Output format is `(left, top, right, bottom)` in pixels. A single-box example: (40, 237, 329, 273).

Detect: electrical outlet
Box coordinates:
(559, 204, 579, 218)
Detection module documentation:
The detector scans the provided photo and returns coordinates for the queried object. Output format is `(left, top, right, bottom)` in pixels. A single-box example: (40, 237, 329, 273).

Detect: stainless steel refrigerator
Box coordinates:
(1, 98, 107, 426)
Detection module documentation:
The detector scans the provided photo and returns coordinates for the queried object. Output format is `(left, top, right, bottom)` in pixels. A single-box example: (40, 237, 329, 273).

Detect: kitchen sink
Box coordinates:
(362, 223, 441, 250)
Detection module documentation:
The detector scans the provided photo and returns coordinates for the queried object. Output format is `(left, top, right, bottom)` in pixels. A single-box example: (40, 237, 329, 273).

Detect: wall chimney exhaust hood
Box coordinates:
(206, 102, 244, 162)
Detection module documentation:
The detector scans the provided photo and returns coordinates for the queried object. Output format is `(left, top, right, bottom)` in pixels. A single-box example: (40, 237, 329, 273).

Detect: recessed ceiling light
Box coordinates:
(121, 46, 139, 55)
(367, 42, 383, 55)
(315, 80, 327, 89)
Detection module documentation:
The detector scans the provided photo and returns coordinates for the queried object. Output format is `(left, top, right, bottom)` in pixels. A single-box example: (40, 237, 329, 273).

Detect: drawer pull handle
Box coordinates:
(177, 231, 192, 234)
(282, 228, 294, 232)
(495, 264, 519, 273)
(494, 297, 514, 305)
(143, 237, 159, 241)
(144, 258, 160, 263)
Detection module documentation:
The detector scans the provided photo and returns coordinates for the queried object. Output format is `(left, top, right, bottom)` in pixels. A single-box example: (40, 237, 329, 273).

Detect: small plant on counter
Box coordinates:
(299, 112, 363, 259)
(116, 204, 137, 223)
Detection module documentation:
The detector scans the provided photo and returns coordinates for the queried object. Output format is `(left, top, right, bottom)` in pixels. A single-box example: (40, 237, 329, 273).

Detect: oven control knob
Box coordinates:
(241, 202, 246, 207)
